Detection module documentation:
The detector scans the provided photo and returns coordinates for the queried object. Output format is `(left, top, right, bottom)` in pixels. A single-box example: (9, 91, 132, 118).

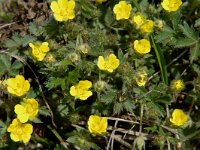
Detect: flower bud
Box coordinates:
(77, 43, 90, 54)
(69, 113, 80, 124)
(134, 136, 146, 150)
(68, 53, 80, 64)
(94, 80, 107, 92)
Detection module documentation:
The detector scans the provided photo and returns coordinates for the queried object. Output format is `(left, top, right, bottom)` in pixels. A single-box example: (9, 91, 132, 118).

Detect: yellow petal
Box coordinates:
(79, 91, 92, 100)
(29, 43, 35, 49)
(97, 56, 105, 70)
(23, 124, 33, 134)
(78, 80, 92, 89)
(40, 42, 49, 53)
(68, 0, 76, 9)
(22, 134, 31, 143)
(14, 104, 26, 114)
(58, 0, 68, 8)
(54, 14, 65, 21)
(50, 1, 60, 13)
(10, 133, 20, 142)
(70, 86, 76, 96)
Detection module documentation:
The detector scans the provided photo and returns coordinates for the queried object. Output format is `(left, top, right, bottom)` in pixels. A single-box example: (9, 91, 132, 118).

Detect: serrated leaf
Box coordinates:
(148, 102, 165, 117)
(194, 18, 200, 27)
(21, 35, 36, 47)
(175, 38, 197, 48)
(39, 106, 51, 116)
(11, 60, 23, 70)
(155, 26, 174, 43)
(114, 102, 123, 114)
(179, 22, 198, 41)
(190, 43, 200, 62)
(101, 91, 116, 104)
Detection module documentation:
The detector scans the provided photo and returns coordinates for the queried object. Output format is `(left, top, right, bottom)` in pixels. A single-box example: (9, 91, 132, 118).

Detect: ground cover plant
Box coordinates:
(0, 0, 200, 149)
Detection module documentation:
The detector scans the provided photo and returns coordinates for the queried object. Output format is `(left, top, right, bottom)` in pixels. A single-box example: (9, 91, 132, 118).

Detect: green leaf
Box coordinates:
(194, 18, 200, 27)
(114, 102, 123, 114)
(190, 43, 200, 62)
(0, 54, 11, 75)
(175, 38, 197, 48)
(11, 60, 23, 70)
(155, 26, 174, 43)
(148, 102, 165, 117)
(0, 120, 7, 136)
(179, 22, 198, 41)
(100, 91, 116, 104)
(151, 36, 168, 85)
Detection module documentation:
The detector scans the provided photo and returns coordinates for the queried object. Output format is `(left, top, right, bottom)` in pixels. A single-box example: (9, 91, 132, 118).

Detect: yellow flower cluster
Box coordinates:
(97, 54, 120, 73)
(7, 119, 33, 143)
(50, 0, 76, 21)
(170, 79, 185, 92)
(113, 1, 132, 20)
(15, 98, 39, 123)
(7, 75, 30, 97)
(170, 109, 188, 126)
(133, 39, 151, 55)
(6, 75, 39, 143)
(161, 0, 182, 12)
(132, 14, 154, 34)
(70, 80, 93, 100)
(29, 42, 50, 61)
(88, 115, 108, 135)
(135, 70, 148, 87)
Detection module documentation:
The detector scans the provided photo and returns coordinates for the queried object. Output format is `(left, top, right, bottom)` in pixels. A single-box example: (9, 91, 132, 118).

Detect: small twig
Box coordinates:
(139, 103, 144, 135)
(110, 134, 132, 149)
(107, 120, 118, 150)
(107, 117, 140, 124)
(0, 21, 20, 29)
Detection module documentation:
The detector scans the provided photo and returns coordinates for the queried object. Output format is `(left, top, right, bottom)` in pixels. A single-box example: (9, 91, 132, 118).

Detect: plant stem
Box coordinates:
(167, 137, 171, 150)
(139, 103, 144, 135)
(47, 125, 69, 149)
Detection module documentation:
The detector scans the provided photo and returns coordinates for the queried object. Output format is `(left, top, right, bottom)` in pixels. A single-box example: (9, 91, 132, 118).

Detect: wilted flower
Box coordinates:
(46, 54, 55, 62)
(132, 13, 146, 28)
(97, 54, 120, 73)
(14, 98, 39, 123)
(78, 43, 90, 54)
(170, 79, 185, 92)
(88, 115, 107, 135)
(170, 109, 188, 126)
(135, 70, 148, 86)
(7, 75, 30, 97)
(29, 42, 50, 61)
(113, 1, 132, 20)
(134, 39, 151, 55)
(161, 0, 182, 12)
(70, 80, 93, 100)
(96, 0, 107, 4)
(140, 20, 154, 33)
(7, 118, 33, 143)
(50, 0, 76, 21)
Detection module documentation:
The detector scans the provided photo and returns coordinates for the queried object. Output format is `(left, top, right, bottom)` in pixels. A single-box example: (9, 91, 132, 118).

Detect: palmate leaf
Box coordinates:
(0, 54, 11, 75)
(175, 38, 197, 48)
(190, 43, 200, 62)
(179, 22, 198, 41)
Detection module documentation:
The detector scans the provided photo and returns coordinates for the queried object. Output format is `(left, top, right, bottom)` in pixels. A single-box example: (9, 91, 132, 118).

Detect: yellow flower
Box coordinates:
(140, 20, 154, 33)
(96, 0, 107, 4)
(7, 118, 33, 143)
(170, 109, 188, 126)
(132, 13, 146, 28)
(88, 115, 107, 135)
(170, 79, 185, 92)
(135, 70, 148, 86)
(50, 0, 75, 21)
(70, 80, 93, 100)
(97, 54, 120, 73)
(113, 1, 132, 20)
(14, 98, 39, 123)
(29, 42, 50, 61)
(161, 0, 182, 12)
(7, 75, 30, 97)
(134, 39, 151, 54)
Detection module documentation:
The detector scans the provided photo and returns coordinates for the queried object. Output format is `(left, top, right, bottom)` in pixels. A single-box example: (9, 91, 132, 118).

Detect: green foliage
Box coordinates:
(1, 0, 200, 149)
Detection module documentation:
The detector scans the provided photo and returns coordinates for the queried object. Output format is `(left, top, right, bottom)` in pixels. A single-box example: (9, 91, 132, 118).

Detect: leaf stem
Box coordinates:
(139, 103, 144, 135)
